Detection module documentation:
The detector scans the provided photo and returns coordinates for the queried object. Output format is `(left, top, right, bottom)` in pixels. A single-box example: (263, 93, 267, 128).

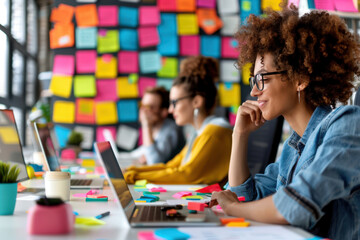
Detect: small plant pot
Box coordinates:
(0, 182, 18, 215)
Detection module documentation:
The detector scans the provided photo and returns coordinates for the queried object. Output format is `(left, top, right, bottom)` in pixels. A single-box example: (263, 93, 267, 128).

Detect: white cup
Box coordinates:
(44, 171, 71, 201)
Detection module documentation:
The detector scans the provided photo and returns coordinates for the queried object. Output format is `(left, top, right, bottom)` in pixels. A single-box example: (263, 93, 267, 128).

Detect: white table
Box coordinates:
(0, 184, 314, 240)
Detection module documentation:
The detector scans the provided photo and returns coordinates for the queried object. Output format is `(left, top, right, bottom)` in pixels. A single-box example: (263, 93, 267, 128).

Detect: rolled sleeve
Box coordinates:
(273, 186, 321, 229)
(226, 177, 256, 201)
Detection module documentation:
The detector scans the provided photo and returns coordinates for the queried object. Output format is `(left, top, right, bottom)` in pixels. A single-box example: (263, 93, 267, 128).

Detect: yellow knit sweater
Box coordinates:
(124, 124, 232, 184)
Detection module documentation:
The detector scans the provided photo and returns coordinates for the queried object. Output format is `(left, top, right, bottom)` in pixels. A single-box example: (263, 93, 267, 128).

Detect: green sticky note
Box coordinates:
(135, 179, 148, 187)
(86, 197, 108, 202)
(128, 73, 139, 84)
(157, 58, 178, 78)
(98, 29, 120, 53)
(242, 1, 251, 11)
(74, 75, 96, 97)
(143, 191, 160, 195)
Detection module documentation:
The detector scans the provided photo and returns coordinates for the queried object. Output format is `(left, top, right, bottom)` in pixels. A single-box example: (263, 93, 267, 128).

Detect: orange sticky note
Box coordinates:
(76, 99, 95, 124)
(75, 4, 98, 27)
(226, 222, 250, 227)
(51, 4, 74, 23)
(177, 0, 196, 12)
(197, 9, 223, 35)
(49, 23, 74, 49)
(220, 218, 245, 225)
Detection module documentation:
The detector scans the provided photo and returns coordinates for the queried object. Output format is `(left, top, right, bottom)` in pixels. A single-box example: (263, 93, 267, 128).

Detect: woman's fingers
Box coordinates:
(238, 101, 263, 126)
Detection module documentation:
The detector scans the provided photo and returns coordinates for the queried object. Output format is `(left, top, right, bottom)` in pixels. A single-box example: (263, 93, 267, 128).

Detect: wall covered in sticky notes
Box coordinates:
(49, 0, 271, 150)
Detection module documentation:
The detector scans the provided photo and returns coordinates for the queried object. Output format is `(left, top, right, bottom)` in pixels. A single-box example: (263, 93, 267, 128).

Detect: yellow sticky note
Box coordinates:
(177, 14, 198, 35)
(135, 179, 148, 187)
(117, 77, 139, 98)
(95, 101, 118, 125)
(261, 0, 282, 11)
(53, 101, 75, 124)
(242, 63, 252, 86)
(75, 217, 105, 226)
(82, 159, 96, 167)
(218, 83, 241, 107)
(226, 222, 250, 227)
(97, 29, 119, 53)
(0, 127, 19, 144)
(49, 75, 73, 98)
(74, 75, 96, 97)
(96, 55, 117, 79)
(157, 58, 178, 78)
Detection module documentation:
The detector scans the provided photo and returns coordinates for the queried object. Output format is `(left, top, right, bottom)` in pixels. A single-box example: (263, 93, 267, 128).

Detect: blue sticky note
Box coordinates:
(307, 0, 315, 9)
(139, 51, 161, 74)
(158, 34, 178, 56)
(117, 100, 138, 122)
(158, 14, 177, 35)
(120, 29, 138, 50)
(201, 36, 220, 58)
(76, 27, 97, 49)
(240, 0, 261, 23)
(54, 125, 72, 148)
(154, 228, 191, 240)
(157, 79, 173, 90)
(119, 7, 138, 27)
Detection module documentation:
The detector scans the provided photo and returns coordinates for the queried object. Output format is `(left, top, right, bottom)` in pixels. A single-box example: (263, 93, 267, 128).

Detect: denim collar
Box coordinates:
(288, 106, 332, 154)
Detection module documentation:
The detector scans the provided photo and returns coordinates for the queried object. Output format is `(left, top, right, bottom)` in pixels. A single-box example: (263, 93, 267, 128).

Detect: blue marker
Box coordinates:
(95, 211, 110, 219)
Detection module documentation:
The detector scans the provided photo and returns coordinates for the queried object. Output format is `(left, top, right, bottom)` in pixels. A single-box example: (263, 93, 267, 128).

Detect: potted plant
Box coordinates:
(65, 131, 83, 157)
(0, 161, 21, 215)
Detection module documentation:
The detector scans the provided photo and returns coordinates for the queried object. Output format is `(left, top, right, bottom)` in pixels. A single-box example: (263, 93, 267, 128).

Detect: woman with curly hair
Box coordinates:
(210, 5, 360, 240)
(124, 56, 232, 184)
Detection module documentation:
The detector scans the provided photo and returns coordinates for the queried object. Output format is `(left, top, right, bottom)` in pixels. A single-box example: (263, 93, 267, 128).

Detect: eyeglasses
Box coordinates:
(169, 96, 193, 108)
(249, 71, 287, 91)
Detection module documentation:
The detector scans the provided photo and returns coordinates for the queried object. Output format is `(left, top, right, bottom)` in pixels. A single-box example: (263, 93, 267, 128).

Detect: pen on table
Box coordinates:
(95, 211, 110, 219)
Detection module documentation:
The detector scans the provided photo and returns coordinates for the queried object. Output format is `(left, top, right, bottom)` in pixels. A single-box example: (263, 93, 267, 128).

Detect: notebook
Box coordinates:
(33, 122, 103, 189)
(0, 109, 29, 182)
(94, 141, 221, 227)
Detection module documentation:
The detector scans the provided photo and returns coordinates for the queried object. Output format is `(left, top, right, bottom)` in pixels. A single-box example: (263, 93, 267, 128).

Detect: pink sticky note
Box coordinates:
(314, 0, 335, 10)
(229, 112, 236, 125)
(76, 50, 96, 73)
(96, 126, 116, 142)
(138, 27, 160, 48)
(102, 54, 112, 63)
(197, 0, 216, 8)
(172, 191, 193, 199)
(180, 36, 199, 56)
(157, 0, 177, 12)
(139, 6, 160, 26)
(98, 29, 107, 37)
(334, 0, 358, 12)
(118, 51, 139, 73)
(53, 55, 75, 75)
(221, 37, 239, 58)
(73, 193, 87, 198)
(138, 77, 157, 97)
(150, 187, 167, 192)
(138, 231, 159, 240)
(287, 0, 300, 7)
(216, 205, 222, 210)
(98, 5, 118, 26)
(138, 127, 143, 146)
(95, 79, 118, 101)
(238, 196, 245, 202)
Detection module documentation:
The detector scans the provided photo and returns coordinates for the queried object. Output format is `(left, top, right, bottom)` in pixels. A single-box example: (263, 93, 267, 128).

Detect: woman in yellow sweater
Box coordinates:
(124, 56, 233, 184)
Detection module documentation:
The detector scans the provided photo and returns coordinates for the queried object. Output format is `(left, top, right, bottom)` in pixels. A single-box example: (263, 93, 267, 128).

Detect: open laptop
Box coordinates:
(94, 141, 221, 227)
(33, 122, 103, 189)
(0, 109, 29, 182)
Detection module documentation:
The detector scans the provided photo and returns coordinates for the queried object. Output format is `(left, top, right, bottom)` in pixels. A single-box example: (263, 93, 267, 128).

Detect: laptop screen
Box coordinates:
(34, 123, 60, 171)
(95, 141, 135, 220)
(0, 110, 28, 182)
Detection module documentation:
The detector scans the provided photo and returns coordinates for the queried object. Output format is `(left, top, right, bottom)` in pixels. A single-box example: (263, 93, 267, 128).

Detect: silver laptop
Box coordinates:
(33, 122, 103, 189)
(94, 141, 221, 227)
(0, 109, 29, 182)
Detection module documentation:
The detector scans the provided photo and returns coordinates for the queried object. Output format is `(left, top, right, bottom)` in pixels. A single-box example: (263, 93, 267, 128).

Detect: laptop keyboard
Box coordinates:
(139, 206, 186, 222)
(71, 179, 93, 186)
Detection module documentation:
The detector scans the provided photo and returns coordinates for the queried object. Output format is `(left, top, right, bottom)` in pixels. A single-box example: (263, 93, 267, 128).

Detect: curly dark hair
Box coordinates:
(173, 56, 219, 113)
(235, 5, 360, 108)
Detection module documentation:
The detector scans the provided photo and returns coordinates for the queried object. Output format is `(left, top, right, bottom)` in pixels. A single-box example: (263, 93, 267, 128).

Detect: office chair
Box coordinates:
(247, 116, 284, 175)
(354, 88, 360, 106)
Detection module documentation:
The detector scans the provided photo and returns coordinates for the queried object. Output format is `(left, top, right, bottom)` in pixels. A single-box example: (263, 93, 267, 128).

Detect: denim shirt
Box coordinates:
(227, 105, 360, 240)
